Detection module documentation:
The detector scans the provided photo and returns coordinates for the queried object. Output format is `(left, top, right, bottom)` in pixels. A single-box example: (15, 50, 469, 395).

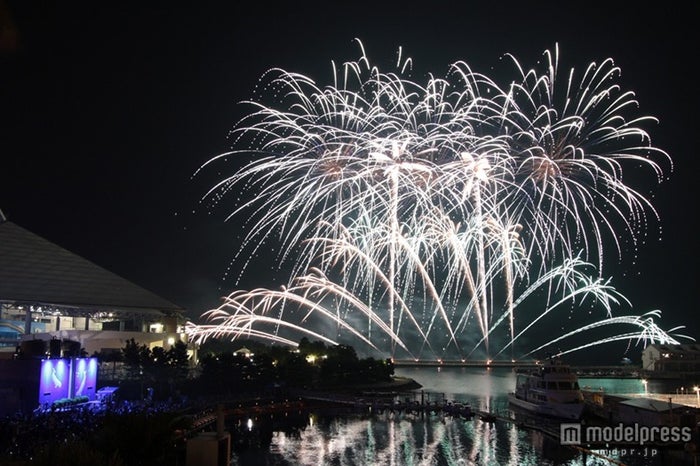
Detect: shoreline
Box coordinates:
(302, 376, 423, 397)
(350, 376, 423, 393)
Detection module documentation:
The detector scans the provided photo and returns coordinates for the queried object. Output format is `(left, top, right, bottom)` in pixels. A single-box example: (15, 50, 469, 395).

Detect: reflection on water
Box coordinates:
(396, 366, 517, 409)
(258, 412, 551, 466)
(231, 367, 682, 466)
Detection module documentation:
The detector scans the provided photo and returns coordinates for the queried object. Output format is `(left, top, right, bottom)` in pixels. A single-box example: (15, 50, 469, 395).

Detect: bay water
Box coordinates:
(231, 367, 689, 465)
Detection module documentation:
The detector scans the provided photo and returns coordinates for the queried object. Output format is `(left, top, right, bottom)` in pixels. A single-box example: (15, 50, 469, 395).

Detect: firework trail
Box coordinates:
(187, 40, 687, 359)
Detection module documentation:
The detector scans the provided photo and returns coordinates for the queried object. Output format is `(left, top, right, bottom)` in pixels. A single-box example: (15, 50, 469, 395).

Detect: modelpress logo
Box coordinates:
(560, 423, 582, 445)
(560, 422, 692, 446)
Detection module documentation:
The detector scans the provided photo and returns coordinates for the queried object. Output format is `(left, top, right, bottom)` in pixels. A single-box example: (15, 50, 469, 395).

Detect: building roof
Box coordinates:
(0, 220, 183, 317)
(644, 344, 700, 354)
(619, 397, 688, 413)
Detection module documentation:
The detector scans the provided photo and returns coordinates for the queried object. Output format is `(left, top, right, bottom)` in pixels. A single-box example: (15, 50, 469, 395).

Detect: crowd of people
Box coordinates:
(0, 396, 191, 463)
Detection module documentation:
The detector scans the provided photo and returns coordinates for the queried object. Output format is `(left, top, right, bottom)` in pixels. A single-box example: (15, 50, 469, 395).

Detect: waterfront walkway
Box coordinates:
(615, 392, 700, 409)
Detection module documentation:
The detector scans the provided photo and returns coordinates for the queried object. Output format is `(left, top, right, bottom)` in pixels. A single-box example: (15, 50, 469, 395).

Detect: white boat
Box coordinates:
(508, 358, 585, 420)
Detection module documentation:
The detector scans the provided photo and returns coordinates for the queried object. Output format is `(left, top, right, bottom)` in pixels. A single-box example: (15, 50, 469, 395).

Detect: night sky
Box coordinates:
(1, 2, 698, 353)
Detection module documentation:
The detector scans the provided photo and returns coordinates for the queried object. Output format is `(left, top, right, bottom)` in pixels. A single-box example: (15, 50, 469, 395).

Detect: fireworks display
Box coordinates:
(186, 40, 687, 360)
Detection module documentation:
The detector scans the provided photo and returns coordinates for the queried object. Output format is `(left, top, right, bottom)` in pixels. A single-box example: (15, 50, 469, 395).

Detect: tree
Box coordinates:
(167, 341, 190, 379)
(93, 348, 123, 380)
(319, 344, 359, 386)
(122, 338, 151, 380)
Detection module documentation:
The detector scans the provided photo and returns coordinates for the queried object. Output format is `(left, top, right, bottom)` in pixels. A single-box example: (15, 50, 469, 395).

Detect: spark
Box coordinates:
(186, 40, 687, 359)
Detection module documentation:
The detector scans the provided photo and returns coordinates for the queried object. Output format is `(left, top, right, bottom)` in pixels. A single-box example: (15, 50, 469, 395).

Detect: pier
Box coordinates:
(617, 392, 700, 408)
(181, 390, 480, 437)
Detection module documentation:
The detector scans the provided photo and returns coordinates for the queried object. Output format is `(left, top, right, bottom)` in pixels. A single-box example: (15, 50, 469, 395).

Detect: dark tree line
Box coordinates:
(93, 337, 394, 400)
(195, 337, 395, 395)
(93, 339, 190, 400)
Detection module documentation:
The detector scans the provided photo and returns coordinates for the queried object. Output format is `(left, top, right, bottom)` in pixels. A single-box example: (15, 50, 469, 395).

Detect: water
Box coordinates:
(230, 367, 692, 466)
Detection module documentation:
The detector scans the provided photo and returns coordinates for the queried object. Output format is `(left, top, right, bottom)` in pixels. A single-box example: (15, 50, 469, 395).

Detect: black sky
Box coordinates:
(1, 2, 698, 347)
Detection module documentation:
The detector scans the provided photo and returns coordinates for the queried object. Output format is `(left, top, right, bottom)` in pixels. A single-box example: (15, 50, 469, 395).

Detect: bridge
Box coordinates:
(392, 359, 539, 368)
(392, 360, 644, 377)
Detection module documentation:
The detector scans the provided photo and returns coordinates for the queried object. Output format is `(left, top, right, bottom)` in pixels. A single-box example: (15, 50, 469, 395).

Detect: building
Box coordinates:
(641, 344, 700, 378)
(616, 397, 698, 427)
(0, 219, 187, 357)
